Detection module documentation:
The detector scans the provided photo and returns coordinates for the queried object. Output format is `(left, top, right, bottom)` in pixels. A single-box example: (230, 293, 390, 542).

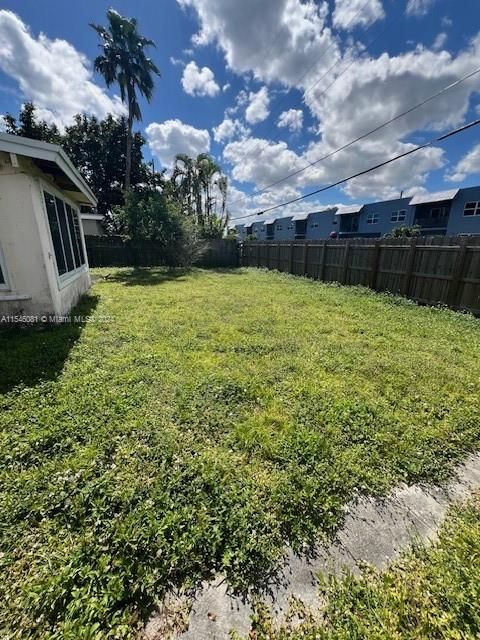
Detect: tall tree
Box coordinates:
(172, 153, 228, 236)
(3, 102, 61, 144)
(90, 9, 160, 193)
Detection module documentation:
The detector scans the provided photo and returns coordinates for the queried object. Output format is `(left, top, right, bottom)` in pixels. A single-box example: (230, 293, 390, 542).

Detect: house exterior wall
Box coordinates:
(354, 197, 414, 237)
(446, 186, 480, 235)
(305, 210, 337, 240)
(233, 186, 480, 240)
(273, 216, 294, 240)
(0, 153, 90, 320)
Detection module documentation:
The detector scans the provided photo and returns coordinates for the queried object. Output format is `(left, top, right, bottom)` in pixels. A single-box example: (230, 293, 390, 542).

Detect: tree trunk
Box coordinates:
(125, 113, 133, 195)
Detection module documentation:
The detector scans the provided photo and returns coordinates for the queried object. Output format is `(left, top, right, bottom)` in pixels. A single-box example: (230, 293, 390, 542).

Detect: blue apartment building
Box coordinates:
(234, 185, 480, 240)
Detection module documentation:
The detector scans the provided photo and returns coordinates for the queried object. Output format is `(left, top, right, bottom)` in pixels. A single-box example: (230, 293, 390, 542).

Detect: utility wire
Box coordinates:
(230, 118, 480, 221)
(223, 0, 380, 201)
(227, 66, 480, 209)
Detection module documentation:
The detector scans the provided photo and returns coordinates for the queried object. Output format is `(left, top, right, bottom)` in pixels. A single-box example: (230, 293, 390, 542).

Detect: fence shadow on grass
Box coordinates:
(0, 293, 99, 395)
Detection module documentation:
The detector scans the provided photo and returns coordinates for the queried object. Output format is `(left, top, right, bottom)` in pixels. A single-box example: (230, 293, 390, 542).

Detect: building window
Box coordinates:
(310, 222, 319, 228)
(431, 206, 447, 219)
(276, 224, 283, 231)
(464, 202, 480, 216)
(44, 191, 86, 278)
(391, 210, 406, 223)
(288, 224, 294, 230)
(367, 213, 379, 224)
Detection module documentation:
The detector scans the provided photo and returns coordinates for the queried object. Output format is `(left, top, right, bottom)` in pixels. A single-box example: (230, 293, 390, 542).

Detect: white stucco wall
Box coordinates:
(0, 152, 91, 321)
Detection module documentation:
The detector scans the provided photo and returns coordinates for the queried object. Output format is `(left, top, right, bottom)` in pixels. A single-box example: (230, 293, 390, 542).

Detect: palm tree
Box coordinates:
(171, 153, 228, 233)
(90, 9, 160, 193)
(196, 154, 221, 222)
(172, 154, 196, 218)
(217, 175, 228, 218)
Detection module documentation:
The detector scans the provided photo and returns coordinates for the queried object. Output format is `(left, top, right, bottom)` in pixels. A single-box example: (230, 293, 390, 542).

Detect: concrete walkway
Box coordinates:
(143, 452, 480, 640)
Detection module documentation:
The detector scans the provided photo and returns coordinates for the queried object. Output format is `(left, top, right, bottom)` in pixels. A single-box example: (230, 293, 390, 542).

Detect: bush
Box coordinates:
(384, 224, 422, 238)
(111, 191, 204, 266)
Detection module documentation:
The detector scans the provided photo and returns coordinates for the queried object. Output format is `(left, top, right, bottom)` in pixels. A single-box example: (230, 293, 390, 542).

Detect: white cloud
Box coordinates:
(0, 10, 125, 129)
(181, 60, 220, 97)
(170, 56, 185, 67)
(213, 117, 250, 142)
(245, 87, 270, 124)
(146, 119, 210, 167)
(178, 0, 480, 201)
(222, 83, 231, 92)
(406, 0, 436, 16)
(300, 35, 480, 198)
(446, 144, 480, 182)
(333, 0, 385, 30)
(223, 136, 310, 187)
(222, 34, 480, 200)
(277, 108, 303, 132)
(177, 0, 338, 88)
(432, 32, 448, 51)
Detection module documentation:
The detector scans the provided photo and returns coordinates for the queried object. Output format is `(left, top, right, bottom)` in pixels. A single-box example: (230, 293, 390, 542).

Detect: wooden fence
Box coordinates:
(241, 237, 480, 315)
(85, 236, 239, 268)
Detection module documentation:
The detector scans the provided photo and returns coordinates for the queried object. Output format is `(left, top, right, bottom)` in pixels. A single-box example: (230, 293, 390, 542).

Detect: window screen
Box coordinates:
(44, 191, 86, 277)
(44, 192, 67, 275)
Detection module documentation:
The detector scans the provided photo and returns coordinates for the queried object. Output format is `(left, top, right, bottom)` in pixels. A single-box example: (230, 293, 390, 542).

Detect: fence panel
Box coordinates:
(85, 236, 238, 268)
(240, 237, 480, 315)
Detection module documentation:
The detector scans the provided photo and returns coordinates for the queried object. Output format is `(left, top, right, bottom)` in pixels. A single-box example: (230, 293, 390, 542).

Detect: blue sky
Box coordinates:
(0, 0, 479, 219)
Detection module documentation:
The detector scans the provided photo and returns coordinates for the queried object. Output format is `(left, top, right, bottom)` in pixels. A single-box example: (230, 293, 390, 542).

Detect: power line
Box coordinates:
(223, 0, 381, 200)
(227, 66, 480, 209)
(231, 118, 480, 221)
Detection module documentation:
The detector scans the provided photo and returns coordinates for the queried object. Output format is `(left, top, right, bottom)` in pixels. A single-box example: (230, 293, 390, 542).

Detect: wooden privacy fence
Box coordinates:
(85, 236, 239, 268)
(241, 237, 480, 315)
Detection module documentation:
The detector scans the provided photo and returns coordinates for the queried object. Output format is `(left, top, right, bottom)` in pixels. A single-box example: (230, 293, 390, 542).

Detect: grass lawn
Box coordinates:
(1, 267, 480, 638)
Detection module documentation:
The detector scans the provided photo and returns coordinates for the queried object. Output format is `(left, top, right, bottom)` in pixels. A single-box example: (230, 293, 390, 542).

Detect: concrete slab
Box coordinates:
(142, 451, 480, 640)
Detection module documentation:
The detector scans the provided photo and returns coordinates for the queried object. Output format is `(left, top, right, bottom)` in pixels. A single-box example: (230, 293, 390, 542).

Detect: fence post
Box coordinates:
(341, 240, 350, 284)
(256, 243, 260, 268)
(448, 237, 468, 308)
(370, 240, 382, 290)
(402, 237, 417, 296)
(289, 243, 294, 274)
(319, 241, 327, 281)
(277, 243, 281, 270)
(302, 242, 308, 276)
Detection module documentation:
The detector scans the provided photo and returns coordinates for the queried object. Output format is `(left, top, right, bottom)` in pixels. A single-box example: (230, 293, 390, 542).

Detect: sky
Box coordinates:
(0, 0, 479, 222)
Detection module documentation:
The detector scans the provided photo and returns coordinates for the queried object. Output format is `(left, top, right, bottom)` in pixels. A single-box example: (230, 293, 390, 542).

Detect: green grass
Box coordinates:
(1, 267, 479, 638)
(243, 492, 480, 639)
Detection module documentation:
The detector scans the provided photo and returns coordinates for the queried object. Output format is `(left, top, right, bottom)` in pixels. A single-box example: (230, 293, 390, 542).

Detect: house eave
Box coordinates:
(0, 132, 97, 207)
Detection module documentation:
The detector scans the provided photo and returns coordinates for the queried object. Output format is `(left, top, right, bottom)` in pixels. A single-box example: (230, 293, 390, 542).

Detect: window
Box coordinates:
(44, 191, 86, 278)
(310, 222, 319, 228)
(431, 206, 447, 219)
(391, 210, 406, 223)
(464, 201, 480, 216)
(367, 213, 379, 224)
(288, 224, 294, 230)
(276, 224, 283, 231)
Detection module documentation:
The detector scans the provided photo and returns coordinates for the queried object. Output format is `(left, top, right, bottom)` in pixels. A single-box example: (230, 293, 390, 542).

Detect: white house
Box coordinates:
(0, 132, 96, 321)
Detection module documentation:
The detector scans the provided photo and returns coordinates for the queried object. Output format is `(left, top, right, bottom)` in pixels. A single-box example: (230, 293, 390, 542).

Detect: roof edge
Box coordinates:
(0, 132, 97, 206)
